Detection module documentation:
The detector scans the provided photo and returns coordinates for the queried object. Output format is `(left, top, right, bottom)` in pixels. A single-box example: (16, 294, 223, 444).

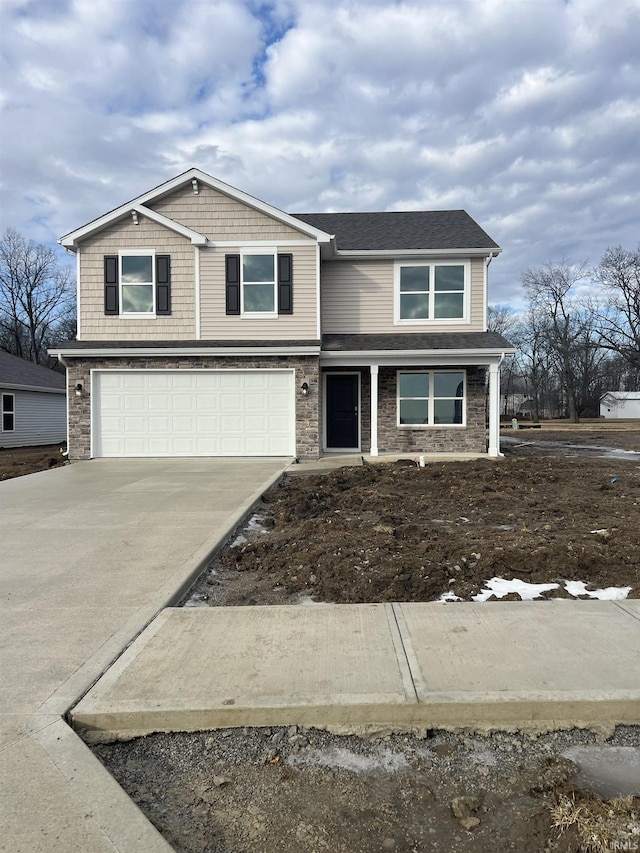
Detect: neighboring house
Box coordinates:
(600, 392, 640, 419)
(0, 350, 67, 448)
(49, 168, 514, 461)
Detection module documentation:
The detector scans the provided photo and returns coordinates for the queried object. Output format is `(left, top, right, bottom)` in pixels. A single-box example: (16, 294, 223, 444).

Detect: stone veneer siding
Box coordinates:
(376, 366, 487, 454)
(66, 356, 320, 461)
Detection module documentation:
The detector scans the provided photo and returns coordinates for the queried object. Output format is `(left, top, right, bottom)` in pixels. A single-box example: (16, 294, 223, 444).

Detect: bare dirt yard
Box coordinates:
(0, 443, 66, 480)
(90, 436, 640, 853)
(185, 451, 640, 608)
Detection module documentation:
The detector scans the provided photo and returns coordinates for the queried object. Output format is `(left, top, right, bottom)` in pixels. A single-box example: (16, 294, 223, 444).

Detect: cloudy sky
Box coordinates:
(1, 0, 638, 307)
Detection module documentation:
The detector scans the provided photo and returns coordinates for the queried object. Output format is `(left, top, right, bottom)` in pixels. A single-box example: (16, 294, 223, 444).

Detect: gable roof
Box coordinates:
(59, 168, 334, 250)
(293, 210, 500, 253)
(0, 350, 66, 392)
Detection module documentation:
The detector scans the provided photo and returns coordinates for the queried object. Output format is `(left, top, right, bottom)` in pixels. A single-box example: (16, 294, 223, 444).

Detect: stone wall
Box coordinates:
(66, 355, 320, 461)
(376, 366, 487, 454)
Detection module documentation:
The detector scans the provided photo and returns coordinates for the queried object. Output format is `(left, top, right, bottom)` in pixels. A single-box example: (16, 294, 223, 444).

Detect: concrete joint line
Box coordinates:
(388, 603, 420, 702)
(612, 600, 640, 623)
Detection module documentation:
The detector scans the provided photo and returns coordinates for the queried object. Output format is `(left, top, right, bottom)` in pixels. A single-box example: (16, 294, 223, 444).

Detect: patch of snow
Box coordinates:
(438, 591, 462, 603)
(288, 746, 409, 774)
(246, 513, 268, 534)
(230, 534, 247, 548)
(468, 749, 499, 767)
(297, 595, 323, 606)
(564, 580, 632, 600)
(183, 596, 209, 608)
(472, 577, 559, 602)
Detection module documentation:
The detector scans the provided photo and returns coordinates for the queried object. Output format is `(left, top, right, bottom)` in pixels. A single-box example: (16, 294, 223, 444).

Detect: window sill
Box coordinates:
(394, 317, 469, 326)
(397, 423, 467, 429)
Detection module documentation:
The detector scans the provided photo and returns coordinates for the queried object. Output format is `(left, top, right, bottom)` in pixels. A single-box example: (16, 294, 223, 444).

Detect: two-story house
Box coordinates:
(50, 168, 514, 461)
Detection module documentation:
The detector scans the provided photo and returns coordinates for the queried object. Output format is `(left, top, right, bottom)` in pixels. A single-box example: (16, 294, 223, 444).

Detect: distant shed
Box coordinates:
(0, 351, 67, 448)
(600, 391, 640, 419)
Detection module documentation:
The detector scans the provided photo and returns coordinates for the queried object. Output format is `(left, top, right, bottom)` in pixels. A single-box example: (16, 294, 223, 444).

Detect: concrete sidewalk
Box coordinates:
(72, 600, 640, 740)
(0, 458, 288, 853)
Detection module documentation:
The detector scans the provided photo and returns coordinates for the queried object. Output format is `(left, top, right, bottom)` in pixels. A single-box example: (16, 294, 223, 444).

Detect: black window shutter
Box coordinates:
(104, 256, 119, 315)
(226, 254, 241, 315)
(156, 255, 171, 315)
(277, 253, 293, 314)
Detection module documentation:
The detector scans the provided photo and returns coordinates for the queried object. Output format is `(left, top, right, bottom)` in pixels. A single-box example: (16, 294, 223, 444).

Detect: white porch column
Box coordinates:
(370, 363, 379, 456)
(488, 360, 501, 457)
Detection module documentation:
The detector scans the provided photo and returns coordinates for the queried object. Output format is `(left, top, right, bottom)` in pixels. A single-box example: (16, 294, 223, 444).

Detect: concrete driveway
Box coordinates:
(0, 457, 288, 852)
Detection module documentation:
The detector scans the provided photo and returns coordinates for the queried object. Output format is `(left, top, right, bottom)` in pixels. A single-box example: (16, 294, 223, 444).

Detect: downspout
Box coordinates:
(484, 251, 496, 332)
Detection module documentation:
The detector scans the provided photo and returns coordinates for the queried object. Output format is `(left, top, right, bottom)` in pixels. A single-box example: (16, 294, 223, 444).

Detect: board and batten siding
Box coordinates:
(321, 256, 487, 334)
(78, 215, 196, 341)
(199, 243, 319, 341)
(0, 389, 66, 448)
(149, 184, 311, 242)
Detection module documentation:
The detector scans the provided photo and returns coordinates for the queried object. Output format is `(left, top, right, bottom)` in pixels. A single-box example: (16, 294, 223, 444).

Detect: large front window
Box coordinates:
(121, 253, 154, 314)
(398, 371, 465, 426)
(397, 263, 467, 322)
(242, 252, 276, 314)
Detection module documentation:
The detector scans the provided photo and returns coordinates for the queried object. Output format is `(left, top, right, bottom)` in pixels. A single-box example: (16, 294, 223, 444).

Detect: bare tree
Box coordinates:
(522, 259, 592, 423)
(0, 228, 75, 364)
(487, 304, 516, 337)
(593, 245, 640, 372)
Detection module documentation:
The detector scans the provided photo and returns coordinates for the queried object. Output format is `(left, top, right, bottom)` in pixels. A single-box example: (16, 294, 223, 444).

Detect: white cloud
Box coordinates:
(0, 0, 638, 305)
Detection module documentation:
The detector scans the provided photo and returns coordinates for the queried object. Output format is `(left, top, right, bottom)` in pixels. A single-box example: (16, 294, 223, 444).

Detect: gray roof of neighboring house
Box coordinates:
(292, 211, 500, 251)
(321, 332, 515, 351)
(0, 350, 66, 391)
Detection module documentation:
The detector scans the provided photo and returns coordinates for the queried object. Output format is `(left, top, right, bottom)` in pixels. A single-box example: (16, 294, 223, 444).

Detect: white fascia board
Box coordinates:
(49, 345, 321, 358)
(330, 247, 502, 260)
(320, 348, 515, 366)
(0, 382, 66, 394)
(59, 168, 332, 248)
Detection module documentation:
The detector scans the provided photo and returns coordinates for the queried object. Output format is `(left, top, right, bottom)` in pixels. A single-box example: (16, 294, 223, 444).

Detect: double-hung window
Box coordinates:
(241, 251, 276, 315)
(396, 262, 468, 323)
(397, 371, 465, 426)
(2, 393, 15, 432)
(120, 251, 155, 315)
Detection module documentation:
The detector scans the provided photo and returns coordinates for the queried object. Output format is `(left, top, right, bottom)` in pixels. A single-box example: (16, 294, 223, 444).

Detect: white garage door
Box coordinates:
(92, 370, 295, 457)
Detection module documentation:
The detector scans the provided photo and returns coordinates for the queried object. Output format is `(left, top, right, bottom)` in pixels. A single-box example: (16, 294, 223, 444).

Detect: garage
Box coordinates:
(92, 369, 295, 457)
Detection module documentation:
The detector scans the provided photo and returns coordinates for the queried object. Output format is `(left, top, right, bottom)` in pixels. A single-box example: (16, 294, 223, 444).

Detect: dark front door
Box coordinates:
(326, 374, 359, 448)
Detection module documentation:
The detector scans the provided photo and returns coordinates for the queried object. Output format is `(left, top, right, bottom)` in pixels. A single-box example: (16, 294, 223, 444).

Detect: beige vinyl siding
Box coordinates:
(321, 256, 486, 334)
(150, 184, 312, 242)
(78, 215, 195, 341)
(200, 244, 318, 340)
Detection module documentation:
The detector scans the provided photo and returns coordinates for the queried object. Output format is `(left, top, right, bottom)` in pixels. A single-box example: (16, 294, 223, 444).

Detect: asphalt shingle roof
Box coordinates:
(292, 211, 500, 252)
(322, 332, 514, 351)
(0, 350, 66, 390)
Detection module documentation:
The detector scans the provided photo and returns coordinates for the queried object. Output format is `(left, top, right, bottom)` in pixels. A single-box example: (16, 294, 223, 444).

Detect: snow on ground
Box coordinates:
(288, 746, 410, 774)
(468, 577, 631, 602)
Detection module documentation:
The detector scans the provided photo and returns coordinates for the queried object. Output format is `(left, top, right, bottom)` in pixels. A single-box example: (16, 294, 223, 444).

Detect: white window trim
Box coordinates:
(119, 249, 156, 317)
(240, 247, 277, 319)
(393, 260, 470, 326)
(2, 392, 15, 432)
(396, 369, 466, 428)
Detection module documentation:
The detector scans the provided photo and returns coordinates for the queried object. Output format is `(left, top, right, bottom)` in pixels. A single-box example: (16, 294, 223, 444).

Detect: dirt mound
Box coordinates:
(188, 456, 640, 607)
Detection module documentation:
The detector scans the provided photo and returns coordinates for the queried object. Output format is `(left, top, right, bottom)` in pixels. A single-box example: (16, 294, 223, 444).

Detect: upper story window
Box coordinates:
(225, 251, 293, 317)
(242, 252, 276, 315)
(395, 261, 468, 324)
(2, 393, 14, 431)
(104, 253, 171, 317)
(121, 253, 154, 314)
